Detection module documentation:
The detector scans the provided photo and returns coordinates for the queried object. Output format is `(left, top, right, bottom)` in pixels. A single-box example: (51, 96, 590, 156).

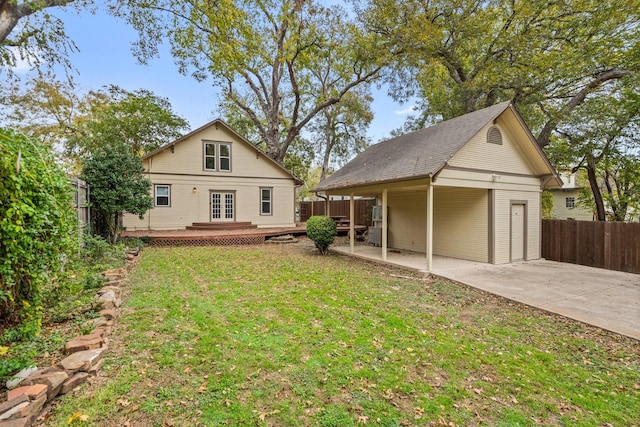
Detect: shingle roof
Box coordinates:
(315, 101, 512, 191)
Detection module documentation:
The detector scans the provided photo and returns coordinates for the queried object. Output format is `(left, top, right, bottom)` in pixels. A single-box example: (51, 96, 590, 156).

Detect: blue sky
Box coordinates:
(36, 5, 414, 144)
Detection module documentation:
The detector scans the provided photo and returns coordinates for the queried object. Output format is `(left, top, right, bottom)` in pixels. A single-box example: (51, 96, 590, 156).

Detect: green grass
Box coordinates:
(46, 244, 639, 426)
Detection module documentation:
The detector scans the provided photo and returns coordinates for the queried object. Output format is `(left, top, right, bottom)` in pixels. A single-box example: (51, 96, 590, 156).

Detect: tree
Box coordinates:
(66, 85, 189, 159)
(547, 84, 640, 221)
(80, 143, 152, 243)
(1, 79, 189, 163)
(0, 76, 80, 145)
(0, 0, 80, 73)
(357, 0, 639, 145)
(310, 90, 373, 182)
(114, 0, 388, 163)
(0, 128, 77, 327)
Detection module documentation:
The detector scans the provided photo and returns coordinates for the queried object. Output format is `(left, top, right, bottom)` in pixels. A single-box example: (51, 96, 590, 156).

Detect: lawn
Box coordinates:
(42, 242, 639, 426)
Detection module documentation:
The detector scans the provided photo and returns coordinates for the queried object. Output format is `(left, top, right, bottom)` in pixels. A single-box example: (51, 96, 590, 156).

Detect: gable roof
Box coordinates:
(143, 119, 303, 185)
(315, 102, 559, 191)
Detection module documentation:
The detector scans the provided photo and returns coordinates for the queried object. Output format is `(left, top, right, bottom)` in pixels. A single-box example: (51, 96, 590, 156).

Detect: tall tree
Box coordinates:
(0, 0, 80, 72)
(0, 76, 80, 144)
(114, 0, 388, 163)
(547, 83, 640, 221)
(66, 85, 189, 158)
(357, 0, 639, 146)
(310, 90, 372, 182)
(1, 79, 189, 162)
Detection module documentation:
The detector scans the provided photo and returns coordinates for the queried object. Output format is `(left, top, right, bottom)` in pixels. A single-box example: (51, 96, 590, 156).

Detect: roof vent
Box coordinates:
(487, 126, 503, 145)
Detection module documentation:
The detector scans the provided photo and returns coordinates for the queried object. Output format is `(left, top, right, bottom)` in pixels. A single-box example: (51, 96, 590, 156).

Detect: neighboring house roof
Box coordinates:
(315, 101, 559, 191)
(143, 119, 303, 185)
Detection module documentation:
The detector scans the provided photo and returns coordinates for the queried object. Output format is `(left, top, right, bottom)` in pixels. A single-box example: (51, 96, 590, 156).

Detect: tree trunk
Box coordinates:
(586, 156, 606, 221)
(0, 0, 74, 43)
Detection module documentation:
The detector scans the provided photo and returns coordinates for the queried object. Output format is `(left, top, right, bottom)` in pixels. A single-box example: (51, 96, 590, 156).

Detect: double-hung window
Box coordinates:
(566, 197, 575, 208)
(204, 142, 216, 170)
(260, 187, 272, 215)
(219, 143, 231, 171)
(155, 185, 170, 207)
(203, 141, 232, 172)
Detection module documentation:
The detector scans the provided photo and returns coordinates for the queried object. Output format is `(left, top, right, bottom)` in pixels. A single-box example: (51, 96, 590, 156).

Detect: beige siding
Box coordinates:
(146, 125, 292, 180)
(494, 189, 541, 264)
(433, 187, 488, 262)
(448, 122, 537, 176)
(550, 189, 593, 221)
(122, 122, 297, 230)
(123, 175, 295, 230)
(387, 191, 427, 252)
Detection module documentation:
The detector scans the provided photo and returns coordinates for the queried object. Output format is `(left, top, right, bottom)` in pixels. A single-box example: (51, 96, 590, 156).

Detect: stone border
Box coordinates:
(0, 248, 140, 427)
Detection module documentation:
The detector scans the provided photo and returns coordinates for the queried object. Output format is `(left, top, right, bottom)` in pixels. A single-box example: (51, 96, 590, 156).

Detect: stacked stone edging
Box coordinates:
(0, 248, 139, 427)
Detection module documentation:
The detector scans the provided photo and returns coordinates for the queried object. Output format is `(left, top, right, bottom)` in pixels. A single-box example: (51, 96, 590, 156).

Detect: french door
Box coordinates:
(211, 192, 234, 221)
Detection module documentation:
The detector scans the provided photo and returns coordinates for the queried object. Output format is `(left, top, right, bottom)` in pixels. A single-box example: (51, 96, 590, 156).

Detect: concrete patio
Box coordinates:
(332, 244, 640, 340)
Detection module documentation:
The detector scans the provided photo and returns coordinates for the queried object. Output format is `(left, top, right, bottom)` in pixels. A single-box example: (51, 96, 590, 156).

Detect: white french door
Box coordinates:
(211, 192, 234, 221)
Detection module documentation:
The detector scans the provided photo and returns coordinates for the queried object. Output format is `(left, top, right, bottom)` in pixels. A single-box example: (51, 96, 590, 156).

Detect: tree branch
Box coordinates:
(537, 69, 632, 147)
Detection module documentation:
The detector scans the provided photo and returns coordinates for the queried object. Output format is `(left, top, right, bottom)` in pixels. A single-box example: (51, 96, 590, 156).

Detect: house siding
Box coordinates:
(387, 191, 427, 252)
(550, 189, 593, 221)
(122, 121, 297, 230)
(494, 189, 541, 264)
(448, 121, 536, 176)
(433, 187, 488, 262)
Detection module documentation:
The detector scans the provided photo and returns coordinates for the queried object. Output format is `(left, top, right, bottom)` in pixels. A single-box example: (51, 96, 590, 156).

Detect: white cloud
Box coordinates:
(394, 105, 416, 115)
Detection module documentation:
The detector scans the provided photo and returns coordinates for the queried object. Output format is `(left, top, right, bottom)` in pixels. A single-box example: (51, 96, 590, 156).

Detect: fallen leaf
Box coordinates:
(68, 411, 89, 424)
(358, 415, 369, 424)
(117, 399, 131, 407)
(0, 346, 8, 356)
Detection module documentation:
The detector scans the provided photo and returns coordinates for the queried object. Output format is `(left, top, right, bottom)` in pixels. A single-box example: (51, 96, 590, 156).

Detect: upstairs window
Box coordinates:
(203, 141, 232, 172)
(155, 185, 170, 207)
(204, 143, 216, 170)
(260, 187, 272, 215)
(219, 143, 231, 171)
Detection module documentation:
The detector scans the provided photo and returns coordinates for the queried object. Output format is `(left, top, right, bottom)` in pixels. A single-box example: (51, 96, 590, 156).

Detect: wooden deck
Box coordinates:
(121, 223, 367, 247)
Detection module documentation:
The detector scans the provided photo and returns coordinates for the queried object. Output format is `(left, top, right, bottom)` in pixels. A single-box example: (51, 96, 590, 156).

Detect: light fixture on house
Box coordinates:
(192, 187, 197, 193)
(491, 173, 501, 182)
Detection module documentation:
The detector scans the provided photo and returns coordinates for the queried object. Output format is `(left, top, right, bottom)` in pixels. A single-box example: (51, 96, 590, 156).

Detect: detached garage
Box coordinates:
(314, 101, 562, 271)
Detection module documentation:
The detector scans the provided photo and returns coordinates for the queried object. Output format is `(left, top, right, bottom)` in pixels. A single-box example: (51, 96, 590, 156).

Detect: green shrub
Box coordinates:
(0, 128, 77, 326)
(306, 216, 337, 255)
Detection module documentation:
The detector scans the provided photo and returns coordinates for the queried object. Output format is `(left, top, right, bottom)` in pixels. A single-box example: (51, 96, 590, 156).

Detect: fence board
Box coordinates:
(542, 219, 640, 274)
(300, 199, 374, 226)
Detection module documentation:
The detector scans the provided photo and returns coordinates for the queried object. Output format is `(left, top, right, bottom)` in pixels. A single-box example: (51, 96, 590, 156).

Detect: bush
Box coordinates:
(0, 128, 77, 327)
(306, 216, 337, 255)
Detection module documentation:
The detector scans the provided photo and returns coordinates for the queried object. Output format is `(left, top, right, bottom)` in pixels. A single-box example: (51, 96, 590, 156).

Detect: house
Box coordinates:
(314, 101, 562, 270)
(548, 173, 594, 221)
(123, 120, 302, 231)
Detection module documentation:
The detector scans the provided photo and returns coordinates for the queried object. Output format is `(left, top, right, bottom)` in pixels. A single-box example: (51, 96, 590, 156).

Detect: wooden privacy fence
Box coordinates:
(542, 219, 640, 274)
(300, 199, 373, 226)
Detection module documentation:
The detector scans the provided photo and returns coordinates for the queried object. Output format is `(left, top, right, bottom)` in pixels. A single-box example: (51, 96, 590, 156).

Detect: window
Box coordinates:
(487, 126, 503, 145)
(566, 197, 575, 208)
(204, 142, 216, 170)
(219, 143, 231, 171)
(260, 187, 272, 215)
(155, 185, 170, 207)
(203, 141, 232, 172)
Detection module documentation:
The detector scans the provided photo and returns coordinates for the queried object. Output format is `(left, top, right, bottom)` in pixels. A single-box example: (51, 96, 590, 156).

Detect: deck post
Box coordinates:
(382, 188, 388, 261)
(349, 193, 355, 254)
(326, 193, 331, 217)
(426, 180, 433, 272)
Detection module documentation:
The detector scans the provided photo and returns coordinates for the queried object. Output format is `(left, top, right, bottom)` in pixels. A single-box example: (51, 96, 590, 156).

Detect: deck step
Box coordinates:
(186, 222, 258, 230)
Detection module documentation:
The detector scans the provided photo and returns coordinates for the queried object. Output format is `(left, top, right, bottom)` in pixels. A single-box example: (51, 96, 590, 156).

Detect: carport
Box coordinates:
(315, 102, 562, 271)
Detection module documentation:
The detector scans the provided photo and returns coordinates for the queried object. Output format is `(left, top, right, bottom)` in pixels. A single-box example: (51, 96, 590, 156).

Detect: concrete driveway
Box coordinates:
(433, 258, 640, 340)
(333, 245, 640, 340)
